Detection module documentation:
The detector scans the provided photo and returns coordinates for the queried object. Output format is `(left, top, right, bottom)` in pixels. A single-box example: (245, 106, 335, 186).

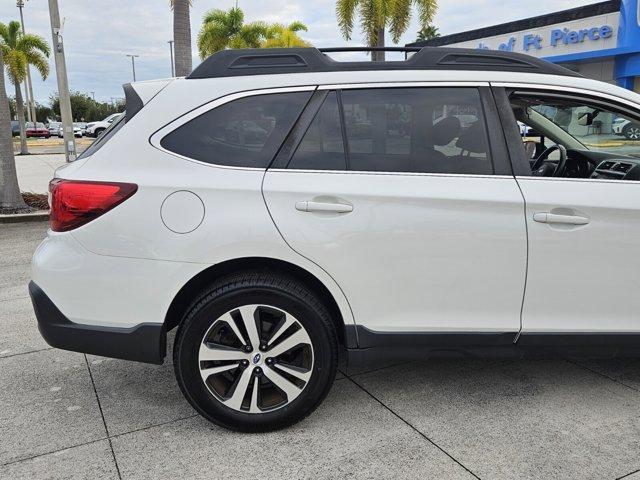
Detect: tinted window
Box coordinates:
(288, 92, 346, 170)
(341, 88, 493, 174)
(161, 92, 312, 168)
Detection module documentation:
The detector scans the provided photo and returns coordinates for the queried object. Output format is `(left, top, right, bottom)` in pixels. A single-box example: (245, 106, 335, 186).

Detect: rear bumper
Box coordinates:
(29, 281, 165, 364)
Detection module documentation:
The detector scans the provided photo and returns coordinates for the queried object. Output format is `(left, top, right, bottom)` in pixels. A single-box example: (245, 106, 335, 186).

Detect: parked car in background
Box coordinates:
(47, 122, 62, 137)
(75, 122, 88, 136)
(85, 113, 124, 137)
(57, 123, 85, 138)
(25, 122, 50, 138)
(11, 120, 20, 137)
(612, 117, 640, 140)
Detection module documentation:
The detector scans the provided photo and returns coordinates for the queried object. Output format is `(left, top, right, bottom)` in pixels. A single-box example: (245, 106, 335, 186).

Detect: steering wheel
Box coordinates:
(531, 144, 568, 177)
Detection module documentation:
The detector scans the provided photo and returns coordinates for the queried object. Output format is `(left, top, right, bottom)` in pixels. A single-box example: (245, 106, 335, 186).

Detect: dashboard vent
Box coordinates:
(599, 161, 616, 170)
(612, 162, 633, 173)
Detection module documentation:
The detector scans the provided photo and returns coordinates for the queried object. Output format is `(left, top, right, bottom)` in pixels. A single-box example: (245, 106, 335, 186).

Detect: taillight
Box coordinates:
(49, 179, 137, 232)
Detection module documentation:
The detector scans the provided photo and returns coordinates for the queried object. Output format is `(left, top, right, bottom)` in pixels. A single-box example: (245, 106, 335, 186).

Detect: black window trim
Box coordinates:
(152, 86, 317, 170)
(273, 83, 510, 177)
(269, 90, 328, 169)
(494, 84, 640, 177)
(491, 86, 531, 177)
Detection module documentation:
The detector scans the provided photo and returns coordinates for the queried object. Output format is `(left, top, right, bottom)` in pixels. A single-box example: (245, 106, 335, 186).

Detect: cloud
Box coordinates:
(0, 0, 601, 106)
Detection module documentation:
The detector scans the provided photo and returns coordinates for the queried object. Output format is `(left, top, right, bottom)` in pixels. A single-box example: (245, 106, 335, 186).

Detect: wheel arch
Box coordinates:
(164, 257, 353, 347)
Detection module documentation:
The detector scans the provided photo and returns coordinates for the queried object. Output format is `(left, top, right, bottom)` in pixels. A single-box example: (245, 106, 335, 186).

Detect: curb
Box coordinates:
(0, 211, 49, 224)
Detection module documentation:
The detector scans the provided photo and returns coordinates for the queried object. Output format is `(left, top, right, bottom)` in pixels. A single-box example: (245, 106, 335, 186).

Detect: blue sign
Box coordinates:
(477, 25, 614, 52)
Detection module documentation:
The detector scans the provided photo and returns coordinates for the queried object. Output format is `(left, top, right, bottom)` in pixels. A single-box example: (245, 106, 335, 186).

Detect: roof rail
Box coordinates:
(187, 47, 581, 80)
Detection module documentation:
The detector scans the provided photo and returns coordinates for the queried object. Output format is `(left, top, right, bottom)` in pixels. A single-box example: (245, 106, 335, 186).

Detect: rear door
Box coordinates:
(263, 84, 527, 337)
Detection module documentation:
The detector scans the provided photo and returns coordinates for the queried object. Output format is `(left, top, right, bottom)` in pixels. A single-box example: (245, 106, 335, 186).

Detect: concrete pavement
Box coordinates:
(15, 154, 67, 195)
(2, 222, 640, 479)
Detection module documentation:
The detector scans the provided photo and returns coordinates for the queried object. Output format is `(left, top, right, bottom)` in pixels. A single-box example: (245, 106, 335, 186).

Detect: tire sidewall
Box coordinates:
(175, 283, 336, 431)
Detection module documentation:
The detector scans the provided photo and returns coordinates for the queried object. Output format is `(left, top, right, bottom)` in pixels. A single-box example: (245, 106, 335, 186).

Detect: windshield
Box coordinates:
(515, 96, 640, 158)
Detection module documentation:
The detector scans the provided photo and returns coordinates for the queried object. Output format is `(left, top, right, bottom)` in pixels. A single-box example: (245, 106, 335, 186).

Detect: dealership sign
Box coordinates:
(478, 25, 614, 52)
(441, 11, 621, 59)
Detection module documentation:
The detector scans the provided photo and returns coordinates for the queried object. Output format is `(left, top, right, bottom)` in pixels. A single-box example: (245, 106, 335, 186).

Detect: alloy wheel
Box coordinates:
(198, 304, 314, 414)
(626, 126, 640, 140)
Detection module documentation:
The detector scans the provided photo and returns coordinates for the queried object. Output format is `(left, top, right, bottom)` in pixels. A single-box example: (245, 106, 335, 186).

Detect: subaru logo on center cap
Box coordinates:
(252, 353, 261, 365)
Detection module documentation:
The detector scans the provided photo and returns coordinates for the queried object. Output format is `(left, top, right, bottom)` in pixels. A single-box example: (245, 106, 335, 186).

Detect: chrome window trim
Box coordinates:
(491, 82, 640, 111)
(318, 81, 489, 90)
(515, 175, 640, 185)
(269, 168, 514, 180)
(149, 85, 317, 171)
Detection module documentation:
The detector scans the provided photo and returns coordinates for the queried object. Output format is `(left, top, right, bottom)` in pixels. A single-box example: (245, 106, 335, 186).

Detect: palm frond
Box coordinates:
(388, 0, 411, 43)
(360, 0, 385, 47)
(24, 51, 49, 80)
(7, 21, 21, 46)
(4, 49, 27, 84)
(288, 21, 308, 33)
(241, 22, 269, 48)
(16, 34, 51, 57)
(197, 21, 229, 58)
(414, 0, 437, 27)
(0, 23, 8, 44)
(336, 0, 359, 40)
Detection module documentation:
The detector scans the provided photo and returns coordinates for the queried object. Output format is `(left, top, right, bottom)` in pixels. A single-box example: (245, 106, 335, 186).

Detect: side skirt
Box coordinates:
(345, 325, 640, 367)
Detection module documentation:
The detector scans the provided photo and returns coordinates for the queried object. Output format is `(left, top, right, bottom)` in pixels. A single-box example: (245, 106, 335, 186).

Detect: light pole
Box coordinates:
(126, 54, 139, 82)
(16, 0, 36, 123)
(90, 91, 95, 101)
(48, 0, 76, 162)
(168, 40, 175, 77)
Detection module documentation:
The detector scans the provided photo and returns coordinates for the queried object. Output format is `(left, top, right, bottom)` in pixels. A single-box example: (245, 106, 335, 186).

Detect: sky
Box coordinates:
(0, 0, 603, 105)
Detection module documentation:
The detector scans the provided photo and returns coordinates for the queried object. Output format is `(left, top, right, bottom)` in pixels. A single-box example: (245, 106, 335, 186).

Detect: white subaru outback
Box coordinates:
(30, 47, 640, 432)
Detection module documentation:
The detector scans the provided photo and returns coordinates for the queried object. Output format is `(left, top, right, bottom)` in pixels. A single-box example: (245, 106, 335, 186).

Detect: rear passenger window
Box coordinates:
(161, 91, 312, 168)
(340, 88, 493, 175)
(288, 92, 346, 171)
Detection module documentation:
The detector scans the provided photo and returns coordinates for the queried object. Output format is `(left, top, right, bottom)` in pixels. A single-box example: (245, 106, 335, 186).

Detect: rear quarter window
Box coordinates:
(160, 91, 312, 168)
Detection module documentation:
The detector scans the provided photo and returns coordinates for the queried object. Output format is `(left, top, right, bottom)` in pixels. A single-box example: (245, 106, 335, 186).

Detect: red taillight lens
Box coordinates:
(49, 179, 137, 232)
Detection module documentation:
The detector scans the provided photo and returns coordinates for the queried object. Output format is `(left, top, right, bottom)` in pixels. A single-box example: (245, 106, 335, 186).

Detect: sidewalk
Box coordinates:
(15, 154, 67, 194)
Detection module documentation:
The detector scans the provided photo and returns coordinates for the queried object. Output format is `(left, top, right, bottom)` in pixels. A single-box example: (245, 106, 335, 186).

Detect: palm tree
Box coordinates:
(262, 22, 310, 48)
(336, 0, 437, 61)
(0, 21, 50, 155)
(170, 0, 193, 76)
(0, 46, 29, 214)
(197, 7, 268, 59)
(416, 24, 440, 42)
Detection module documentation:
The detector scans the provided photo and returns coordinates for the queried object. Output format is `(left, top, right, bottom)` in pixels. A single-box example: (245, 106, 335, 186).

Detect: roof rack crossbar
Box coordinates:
(187, 47, 582, 80)
(319, 47, 422, 53)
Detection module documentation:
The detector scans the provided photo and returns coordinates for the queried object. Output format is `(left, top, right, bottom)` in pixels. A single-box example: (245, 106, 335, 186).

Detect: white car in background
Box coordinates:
(30, 47, 640, 433)
(612, 117, 640, 140)
(57, 123, 84, 138)
(85, 113, 124, 137)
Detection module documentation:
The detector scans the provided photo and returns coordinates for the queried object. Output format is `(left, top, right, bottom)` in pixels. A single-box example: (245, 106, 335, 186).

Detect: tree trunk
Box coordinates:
(372, 27, 386, 62)
(0, 49, 29, 214)
(14, 81, 28, 155)
(173, 0, 192, 76)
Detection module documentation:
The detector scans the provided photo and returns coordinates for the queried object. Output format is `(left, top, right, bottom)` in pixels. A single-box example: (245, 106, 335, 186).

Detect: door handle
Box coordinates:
(295, 201, 353, 213)
(533, 212, 590, 225)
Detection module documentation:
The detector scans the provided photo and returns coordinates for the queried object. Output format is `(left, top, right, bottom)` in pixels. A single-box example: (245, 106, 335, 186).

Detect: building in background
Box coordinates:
(408, 0, 640, 92)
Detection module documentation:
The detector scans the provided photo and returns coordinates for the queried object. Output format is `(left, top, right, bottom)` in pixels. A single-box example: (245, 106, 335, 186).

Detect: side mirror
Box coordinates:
(523, 140, 537, 159)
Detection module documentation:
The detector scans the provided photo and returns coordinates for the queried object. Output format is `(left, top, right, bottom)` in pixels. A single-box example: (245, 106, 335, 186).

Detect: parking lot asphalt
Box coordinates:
(2, 222, 640, 480)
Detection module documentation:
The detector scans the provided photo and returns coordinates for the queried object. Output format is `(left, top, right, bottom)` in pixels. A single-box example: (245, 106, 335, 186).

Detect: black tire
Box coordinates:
(173, 270, 338, 432)
(624, 124, 640, 140)
(95, 128, 105, 137)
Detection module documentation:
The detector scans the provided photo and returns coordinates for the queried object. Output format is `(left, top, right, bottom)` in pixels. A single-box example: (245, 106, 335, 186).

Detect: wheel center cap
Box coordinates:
(252, 353, 262, 365)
